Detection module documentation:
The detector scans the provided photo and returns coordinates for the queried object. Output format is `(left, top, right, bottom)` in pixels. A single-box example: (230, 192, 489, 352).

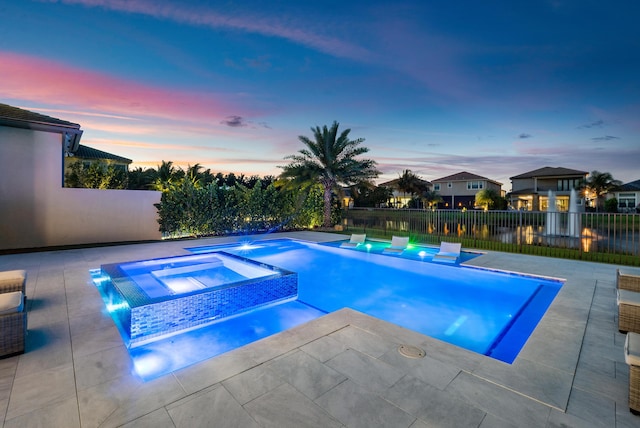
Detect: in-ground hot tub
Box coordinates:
(97, 252, 297, 346)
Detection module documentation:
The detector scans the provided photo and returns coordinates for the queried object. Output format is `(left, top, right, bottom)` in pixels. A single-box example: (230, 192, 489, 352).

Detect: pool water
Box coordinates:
(117, 252, 279, 297)
(95, 238, 563, 380)
(189, 239, 562, 359)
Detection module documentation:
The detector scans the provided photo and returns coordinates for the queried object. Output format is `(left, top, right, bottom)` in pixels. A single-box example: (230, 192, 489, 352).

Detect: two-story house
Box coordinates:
(509, 166, 588, 211)
(431, 171, 502, 209)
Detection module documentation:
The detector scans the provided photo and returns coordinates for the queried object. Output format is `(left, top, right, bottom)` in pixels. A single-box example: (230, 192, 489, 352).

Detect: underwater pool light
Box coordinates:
(418, 251, 427, 258)
(106, 301, 129, 313)
(90, 270, 111, 286)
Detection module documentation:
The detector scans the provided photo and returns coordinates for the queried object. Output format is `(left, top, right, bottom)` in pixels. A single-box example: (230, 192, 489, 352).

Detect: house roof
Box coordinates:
(510, 166, 588, 180)
(0, 103, 80, 129)
(615, 179, 640, 192)
(0, 103, 83, 150)
(432, 171, 502, 186)
(379, 177, 432, 188)
(73, 144, 132, 164)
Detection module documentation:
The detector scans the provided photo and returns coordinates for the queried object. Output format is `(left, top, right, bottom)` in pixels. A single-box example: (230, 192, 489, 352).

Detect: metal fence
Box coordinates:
(342, 208, 640, 266)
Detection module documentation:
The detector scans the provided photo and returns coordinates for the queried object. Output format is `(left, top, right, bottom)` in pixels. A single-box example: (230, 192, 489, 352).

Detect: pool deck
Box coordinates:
(0, 231, 638, 427)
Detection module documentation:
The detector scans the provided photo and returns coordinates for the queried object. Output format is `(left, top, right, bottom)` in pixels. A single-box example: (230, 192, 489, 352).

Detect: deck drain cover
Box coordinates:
(398, 345, 426, 359)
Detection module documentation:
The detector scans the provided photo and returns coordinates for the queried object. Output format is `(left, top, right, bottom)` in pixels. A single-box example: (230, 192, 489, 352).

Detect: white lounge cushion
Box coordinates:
(0, 291, 23, 315)
(618, 289, 640, 306)
(0, 270, 26, 288)
(625, 332, 640, 366)
(382, 236, 409, 254)
(390, 236, 409, 248)
(349, 234, 366, 244)
(340, 234, 366, 247)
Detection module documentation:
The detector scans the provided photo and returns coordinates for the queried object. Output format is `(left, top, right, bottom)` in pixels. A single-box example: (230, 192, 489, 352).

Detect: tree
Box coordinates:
(397, 170, 423, 199)
(64, 160, 128, 189)
(584, 171, 622, 212)
(127, 167, 156, 190)
(475, 189, 500, 210)
(351, 183, 393, 208)
(279, 121, 380, 227)
(153, 161, 181, 191)
(421, 190, 443, 209)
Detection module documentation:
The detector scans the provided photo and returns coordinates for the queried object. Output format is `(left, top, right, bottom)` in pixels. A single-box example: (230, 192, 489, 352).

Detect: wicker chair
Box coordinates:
(618, 289, 640, 334)
(625, 332, 640, 415)
(0, 270, 26, 294)
(619, 269, 640, 293)
(0, 291, 26, 358)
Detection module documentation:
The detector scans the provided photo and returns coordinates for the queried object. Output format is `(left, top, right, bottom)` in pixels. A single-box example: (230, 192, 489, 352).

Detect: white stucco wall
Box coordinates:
(0, 126, 161, 251)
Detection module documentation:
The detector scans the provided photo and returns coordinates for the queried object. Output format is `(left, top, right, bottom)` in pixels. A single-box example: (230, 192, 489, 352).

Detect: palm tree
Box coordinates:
(584, 171, 622, 212)
(396, 169, 421, 205)
(475, 188, 500, 210)
(153, 160, 179, 191)
(421, 190, 443, 209)
(279, 121, 380, 227)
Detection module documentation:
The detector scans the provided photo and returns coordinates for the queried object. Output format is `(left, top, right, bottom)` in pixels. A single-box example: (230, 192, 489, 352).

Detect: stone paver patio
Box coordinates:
(0, 231, 638, 427)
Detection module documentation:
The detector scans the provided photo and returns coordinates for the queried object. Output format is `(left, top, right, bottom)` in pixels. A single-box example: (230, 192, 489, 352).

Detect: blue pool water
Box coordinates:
(188, 239, 562, 358)
(94, 238, 563, 380)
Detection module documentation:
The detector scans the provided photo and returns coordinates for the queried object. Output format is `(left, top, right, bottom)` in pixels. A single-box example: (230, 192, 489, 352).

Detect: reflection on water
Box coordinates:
(582, 228, 594, 253)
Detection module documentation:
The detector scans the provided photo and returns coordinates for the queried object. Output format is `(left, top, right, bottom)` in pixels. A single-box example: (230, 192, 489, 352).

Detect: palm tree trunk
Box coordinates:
(323, 185, 332, 227)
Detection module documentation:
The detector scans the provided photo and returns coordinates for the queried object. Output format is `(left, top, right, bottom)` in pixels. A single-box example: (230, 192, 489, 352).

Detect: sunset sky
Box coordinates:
(2, 0, 639, 190)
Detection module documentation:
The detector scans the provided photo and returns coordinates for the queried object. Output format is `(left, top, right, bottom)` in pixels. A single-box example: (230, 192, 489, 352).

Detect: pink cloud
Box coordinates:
(0, 51, 246, 122)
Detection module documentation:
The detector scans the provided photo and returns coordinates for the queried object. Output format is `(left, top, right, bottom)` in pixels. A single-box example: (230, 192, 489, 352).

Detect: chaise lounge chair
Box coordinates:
(382, 236, 409, 255)
(618, 269, 640, 293)
(340, 234, 366, 248)
(0, 270, 28, 358)
(433, 242, 462, 263)
(625, 332, 640, 414)
(617, 289, 640, 334)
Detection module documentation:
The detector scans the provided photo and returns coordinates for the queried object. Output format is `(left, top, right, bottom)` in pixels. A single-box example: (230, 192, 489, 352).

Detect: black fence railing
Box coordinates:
(342, 208, 640, 266)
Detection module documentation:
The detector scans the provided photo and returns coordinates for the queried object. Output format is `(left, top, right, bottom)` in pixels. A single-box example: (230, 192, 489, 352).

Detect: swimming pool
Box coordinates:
(188, 238, 563, 361)
(94, 237, 563, 379)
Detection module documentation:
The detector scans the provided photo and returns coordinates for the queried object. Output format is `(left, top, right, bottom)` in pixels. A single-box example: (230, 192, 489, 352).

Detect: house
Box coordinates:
(379, 176, 432, 208)
(509, 166, 588, 211)
(431, 171, 502, 209)
(65, 144, 132, 173)
(0, 103, 160, 251)
(608, 179, 640, 213)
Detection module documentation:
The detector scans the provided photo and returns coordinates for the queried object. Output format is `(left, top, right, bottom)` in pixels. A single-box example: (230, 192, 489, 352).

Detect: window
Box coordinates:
(557, 178, 581, 191)
(467, 181, 483, 190)
(434, 184, 440, 191)
(447, 182, 452, 188)
(618, 193, 636, 210)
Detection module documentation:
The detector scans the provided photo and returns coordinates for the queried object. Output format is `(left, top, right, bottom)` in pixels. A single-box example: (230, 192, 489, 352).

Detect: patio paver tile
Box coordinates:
(315, 379, 415, 428)
(244, 383, 343, 428)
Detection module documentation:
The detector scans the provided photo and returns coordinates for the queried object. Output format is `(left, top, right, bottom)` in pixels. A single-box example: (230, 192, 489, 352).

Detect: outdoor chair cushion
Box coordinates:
(618, 289, 640, 307)
(0, 291, 23, 315)
(626, 332, 640, 366)
(0, 270, 26, 294)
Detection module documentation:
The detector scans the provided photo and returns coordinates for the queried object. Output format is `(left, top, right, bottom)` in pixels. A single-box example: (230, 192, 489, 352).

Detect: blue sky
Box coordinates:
(1, 0, 638, 189)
